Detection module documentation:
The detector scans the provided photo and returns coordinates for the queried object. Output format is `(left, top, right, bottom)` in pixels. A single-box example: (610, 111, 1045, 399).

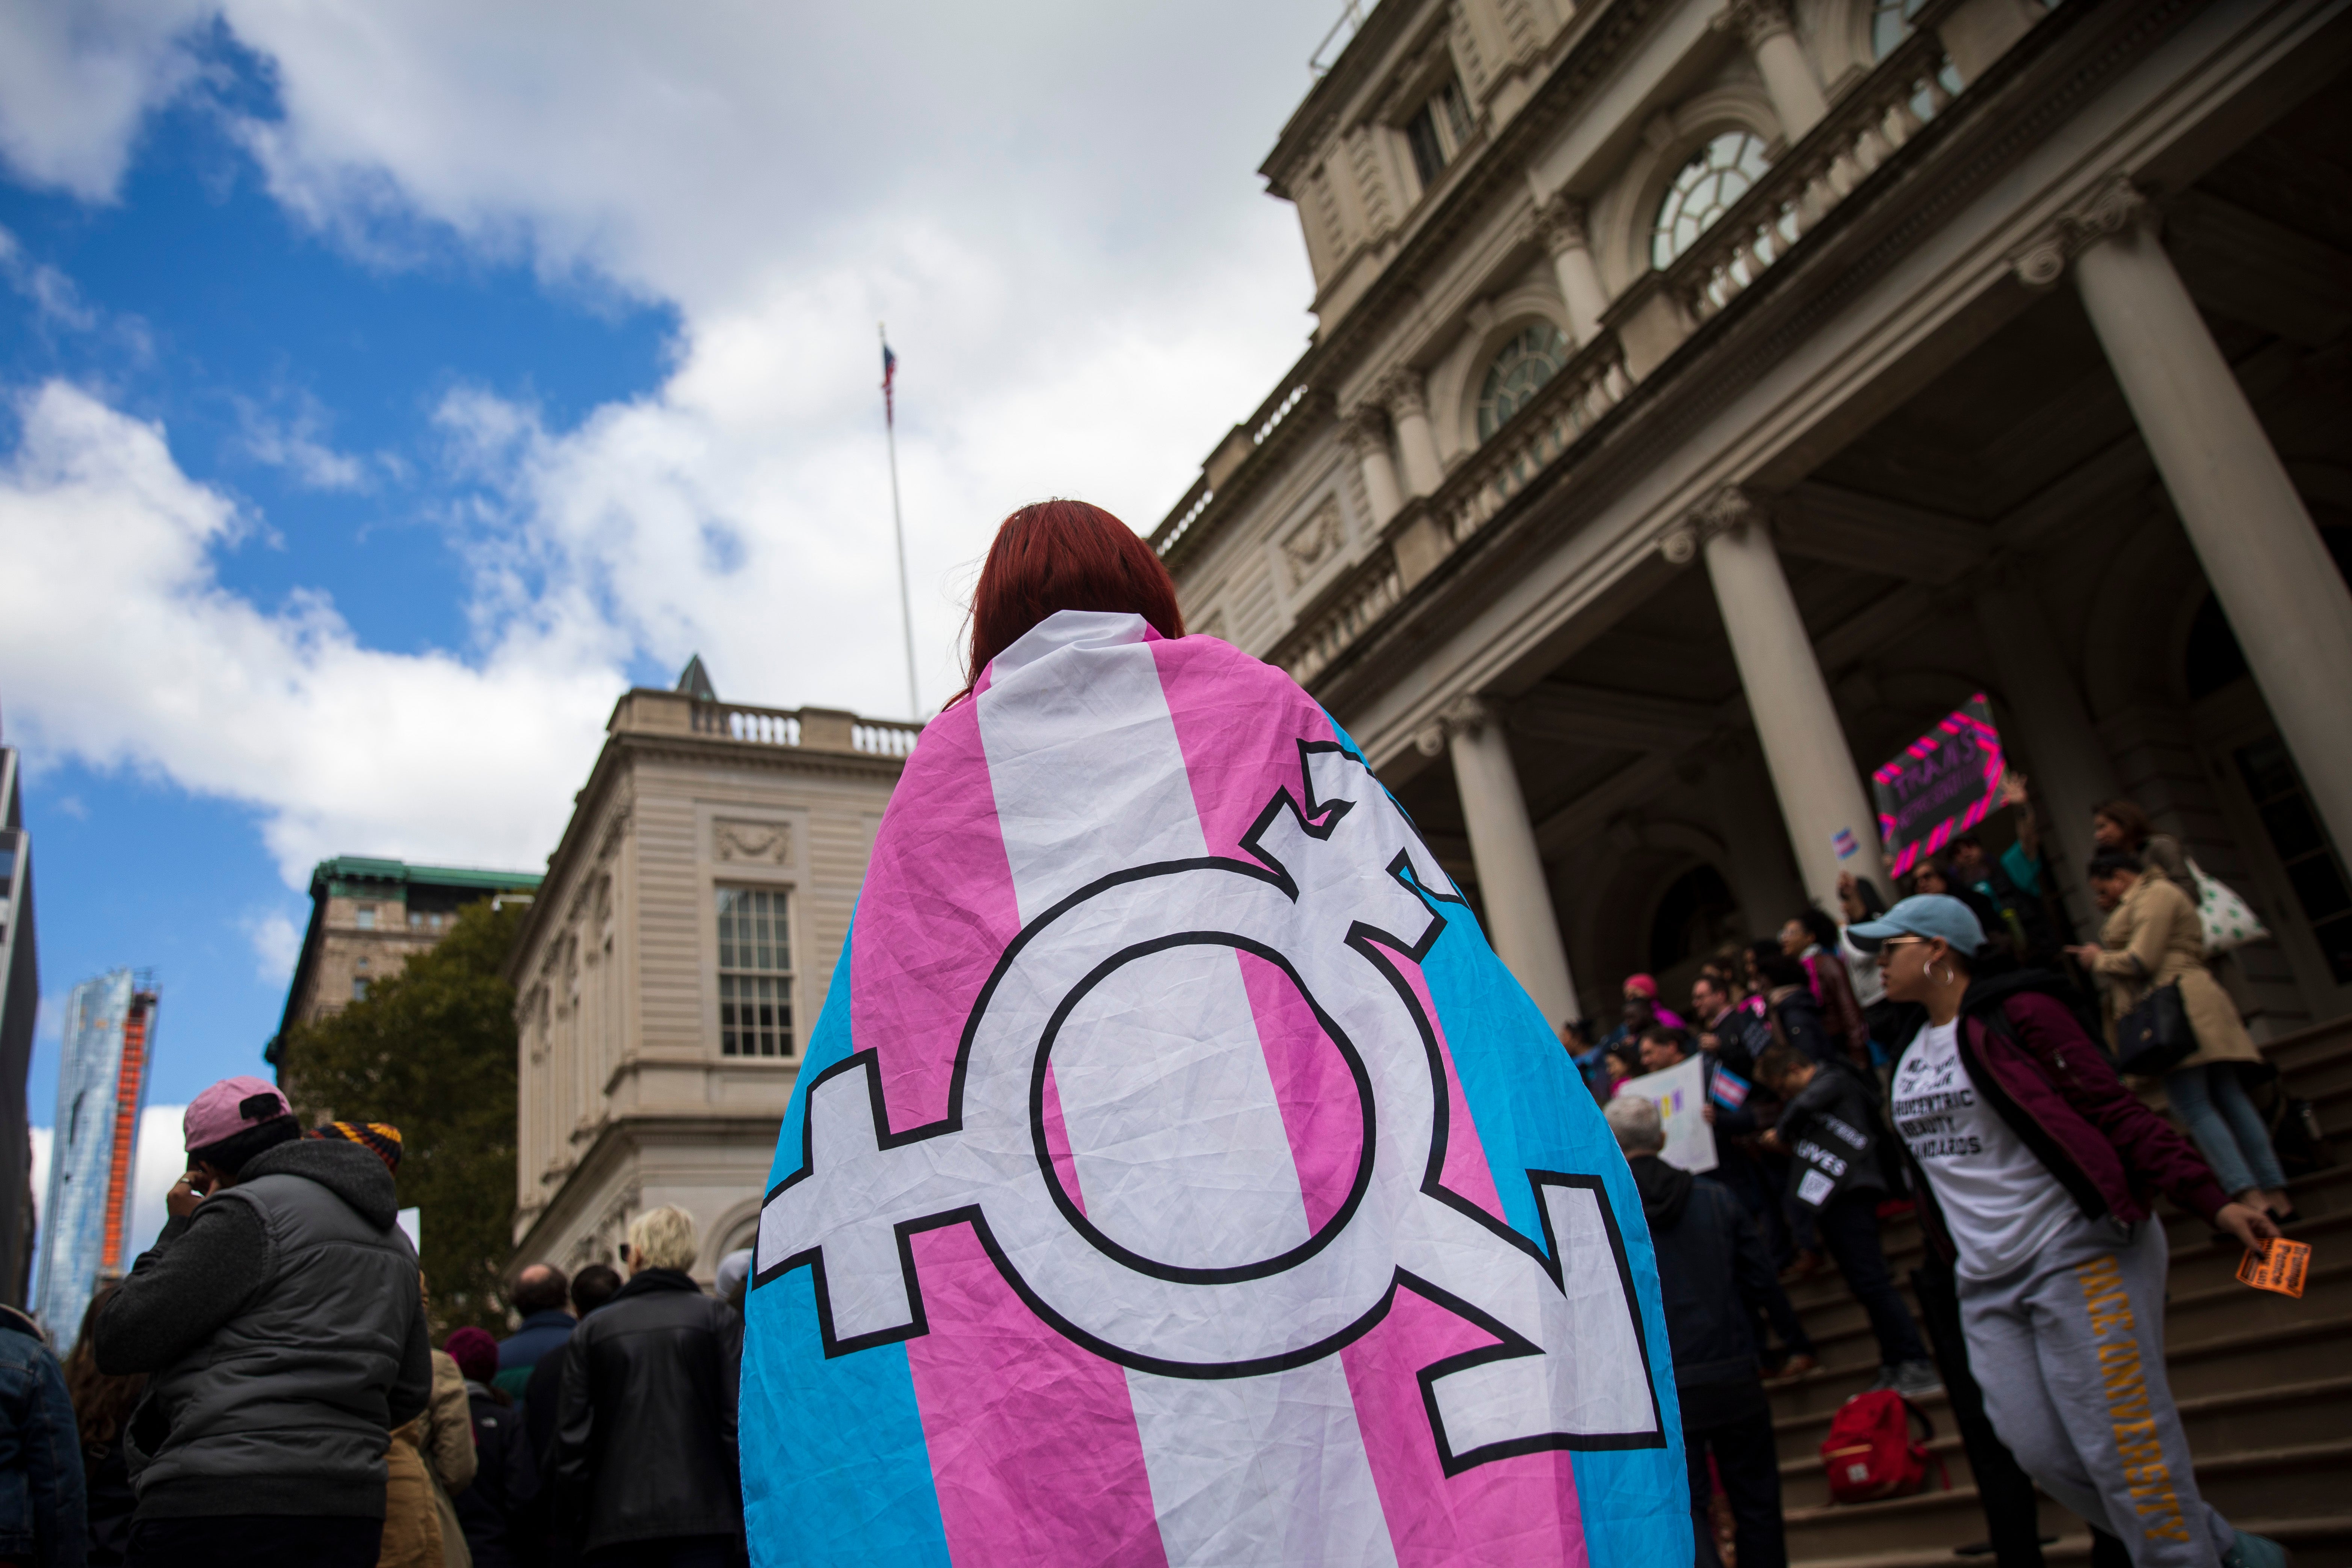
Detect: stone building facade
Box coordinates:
(1158, 0, 2352, 1032)
(506, 676, 917, 1281)
(267, 856, 544, 1074)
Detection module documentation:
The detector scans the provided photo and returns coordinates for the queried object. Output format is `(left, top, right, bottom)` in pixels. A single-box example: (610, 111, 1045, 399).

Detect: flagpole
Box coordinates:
(881, 322, 919, 720)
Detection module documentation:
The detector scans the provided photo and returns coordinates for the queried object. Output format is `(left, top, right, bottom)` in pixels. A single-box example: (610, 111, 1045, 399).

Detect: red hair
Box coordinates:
(956, 500, 1183, 699)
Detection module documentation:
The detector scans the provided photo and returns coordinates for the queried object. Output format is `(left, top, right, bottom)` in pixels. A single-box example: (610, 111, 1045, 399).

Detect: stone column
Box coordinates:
(1342, 409, 1405, 529)
(1533, 195, 1610, 346)
(2027, 177, 2352, 873)
(1679, 489, 1887, 910)
(1420, 698, 1581, 1024)
(1974, 569, 2119, 931)
(1721, 0, 1828, 142)
(1382, 369, 1445, 498)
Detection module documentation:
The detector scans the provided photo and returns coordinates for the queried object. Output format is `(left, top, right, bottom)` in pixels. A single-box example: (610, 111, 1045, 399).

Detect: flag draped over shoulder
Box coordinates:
(743, 610, 1687, 1568)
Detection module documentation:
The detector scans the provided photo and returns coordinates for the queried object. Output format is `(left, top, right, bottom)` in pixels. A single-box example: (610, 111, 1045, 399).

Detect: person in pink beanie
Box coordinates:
(89, 1075, 431, 1568)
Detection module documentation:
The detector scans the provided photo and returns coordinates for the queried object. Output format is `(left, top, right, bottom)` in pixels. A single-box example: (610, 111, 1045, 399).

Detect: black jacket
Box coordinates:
(1778, 1060, 1900, 1209)
(1766, 985, 1839, 1067)
(96, 1139, 430, 1520)
(1628, 1158, 1773, 1428)
(455, 1384, 538, 1568)
(551, 1269, 741, 1552)
(0, 1304, 84, 1566)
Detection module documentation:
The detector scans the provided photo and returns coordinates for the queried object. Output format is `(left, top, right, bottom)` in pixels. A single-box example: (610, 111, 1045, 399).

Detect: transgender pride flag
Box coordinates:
(743, 610, 1686, 1567)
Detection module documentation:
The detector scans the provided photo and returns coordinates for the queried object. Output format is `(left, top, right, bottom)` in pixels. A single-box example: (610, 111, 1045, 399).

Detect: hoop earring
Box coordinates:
(1932, 962, 1952, 986)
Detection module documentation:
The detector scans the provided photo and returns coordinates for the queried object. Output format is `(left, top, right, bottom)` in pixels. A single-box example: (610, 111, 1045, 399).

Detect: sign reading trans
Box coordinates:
(741, 612, 1685, 1568)
(1873, 692, 2007, 879)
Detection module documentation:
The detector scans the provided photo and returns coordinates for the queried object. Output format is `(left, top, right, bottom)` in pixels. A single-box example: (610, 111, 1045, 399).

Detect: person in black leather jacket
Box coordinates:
(1606, 1095, 1784, 1568)
(551, 1208, 741, 1566)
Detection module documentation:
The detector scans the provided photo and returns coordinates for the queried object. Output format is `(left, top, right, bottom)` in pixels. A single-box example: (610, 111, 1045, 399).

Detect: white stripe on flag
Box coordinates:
(977, 620, 1400, 1568)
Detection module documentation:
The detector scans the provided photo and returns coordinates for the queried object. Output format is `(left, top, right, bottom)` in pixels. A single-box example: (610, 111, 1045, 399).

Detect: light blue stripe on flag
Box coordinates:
(1327, 703, 1687, 1568)
(742, 919, 952, 1568)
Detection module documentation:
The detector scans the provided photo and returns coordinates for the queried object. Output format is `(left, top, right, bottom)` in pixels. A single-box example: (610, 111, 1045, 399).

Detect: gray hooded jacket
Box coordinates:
(94, 1137, 432, 1519)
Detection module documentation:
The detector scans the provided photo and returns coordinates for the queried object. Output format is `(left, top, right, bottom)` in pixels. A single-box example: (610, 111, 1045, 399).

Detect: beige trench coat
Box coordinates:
(380, 1349, 478, 1568)
(2091, 870, 2259, 1071)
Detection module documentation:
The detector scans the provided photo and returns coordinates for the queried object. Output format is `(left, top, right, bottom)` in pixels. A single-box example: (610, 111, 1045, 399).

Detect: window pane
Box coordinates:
(2285, 856, 2352, 924)
(716, 887, 793, 1056)
(1406, 108, 1445, 189)
(1652, 131, 1770, 270)
(2258, 795, 2326, 863)
(2312, 914, 2352, 985)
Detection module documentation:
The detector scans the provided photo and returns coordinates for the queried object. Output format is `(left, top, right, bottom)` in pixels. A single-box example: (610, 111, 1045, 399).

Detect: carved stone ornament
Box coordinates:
(1377, 366, 1429, 421)
(714, 817, 792, 865)
(1530, 193, 1590, 257)
(1689, 484, 1767, 542)
(1281, 501, 1345, 585)
(2010, 173, 2153, 289)
(1414, 693, 1494, 755)
(1338, 404, 1390, 456)
(1715, 0, 1795, 48)
(1658, 527, 1700, 565)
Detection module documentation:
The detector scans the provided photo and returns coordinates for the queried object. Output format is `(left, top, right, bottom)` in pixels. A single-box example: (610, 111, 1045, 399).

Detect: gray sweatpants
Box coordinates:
(1958, 1213, 2236, 1568)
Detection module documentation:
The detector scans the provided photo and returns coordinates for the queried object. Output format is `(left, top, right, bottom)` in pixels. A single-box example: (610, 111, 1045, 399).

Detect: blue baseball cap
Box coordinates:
(1847, 894, 1985, 956)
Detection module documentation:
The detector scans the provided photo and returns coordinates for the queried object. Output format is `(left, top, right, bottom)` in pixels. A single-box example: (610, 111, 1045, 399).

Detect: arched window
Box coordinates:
(1476, 323, 1569, 441)
(1651, 131, 1771, 270)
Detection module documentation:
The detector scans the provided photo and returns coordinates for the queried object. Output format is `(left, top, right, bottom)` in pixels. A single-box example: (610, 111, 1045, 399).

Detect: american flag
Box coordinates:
(881, 336, 897, 425)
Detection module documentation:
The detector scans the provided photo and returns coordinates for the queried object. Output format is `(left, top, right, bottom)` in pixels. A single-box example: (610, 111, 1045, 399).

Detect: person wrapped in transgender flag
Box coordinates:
(742, 502, 1687, 1568)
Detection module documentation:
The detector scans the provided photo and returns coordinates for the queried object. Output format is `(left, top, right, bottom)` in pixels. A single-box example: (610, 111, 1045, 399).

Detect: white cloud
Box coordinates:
(0, 2, 213, 200)
(0, 381, 618, 882)
(0, 227, 97, 331)
(245, 909, 302, 983)
(0, 0, 1332, 868)
(235, 391, 373, 492)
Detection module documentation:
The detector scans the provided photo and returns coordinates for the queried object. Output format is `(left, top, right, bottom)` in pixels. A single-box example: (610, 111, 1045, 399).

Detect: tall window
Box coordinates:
(717, 887, 793, 1056)
(1476, 323, 1570, 441)
(354, 903, 377, 930)
(1405, 79, 1473, 191)
(1652, 131, 1771, 269)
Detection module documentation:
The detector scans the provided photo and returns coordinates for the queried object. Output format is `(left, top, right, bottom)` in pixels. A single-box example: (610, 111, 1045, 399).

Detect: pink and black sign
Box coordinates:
(1873, 693, 2006, 878)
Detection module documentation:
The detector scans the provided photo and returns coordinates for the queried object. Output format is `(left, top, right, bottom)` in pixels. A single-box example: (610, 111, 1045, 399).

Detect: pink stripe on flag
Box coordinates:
(1236, 950, 1365, 1235)
(1344, 945, 1586, 1562)
(1340, 1290, 1588, 1567)
(904, 1227, 1169, 1568)
(1040, 1065, 1085, 1218)
(1150, 637, 1338, 858)
(852, 701, 1024, 1131)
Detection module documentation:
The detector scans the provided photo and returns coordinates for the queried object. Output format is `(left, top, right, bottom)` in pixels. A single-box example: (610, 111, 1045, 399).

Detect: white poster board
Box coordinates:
(1614, 1055, 1718, 1174)
(396, 1206, 421, 1255)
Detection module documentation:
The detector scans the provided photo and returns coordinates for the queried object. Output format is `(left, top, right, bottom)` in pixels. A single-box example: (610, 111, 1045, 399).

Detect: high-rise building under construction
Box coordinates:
(34, 970, 159, 1349)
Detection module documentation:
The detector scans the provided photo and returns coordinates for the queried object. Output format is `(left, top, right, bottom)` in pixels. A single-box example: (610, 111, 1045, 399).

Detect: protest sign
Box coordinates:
(1873, 692, 2007, 878)
(1615, 1054, 1717, 1174)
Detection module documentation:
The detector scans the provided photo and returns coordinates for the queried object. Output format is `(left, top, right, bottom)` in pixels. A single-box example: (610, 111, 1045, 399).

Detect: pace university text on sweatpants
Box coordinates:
(1957, 1214, 2236, 1568)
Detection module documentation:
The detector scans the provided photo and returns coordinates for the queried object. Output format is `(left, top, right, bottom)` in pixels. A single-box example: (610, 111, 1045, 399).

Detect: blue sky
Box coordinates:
(0, 3, 1328, 1178)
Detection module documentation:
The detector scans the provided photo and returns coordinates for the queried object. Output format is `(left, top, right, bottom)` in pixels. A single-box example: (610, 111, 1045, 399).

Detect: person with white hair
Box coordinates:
(550, 1207, 742, 1566)
(1606, 1095, 1787, 1568)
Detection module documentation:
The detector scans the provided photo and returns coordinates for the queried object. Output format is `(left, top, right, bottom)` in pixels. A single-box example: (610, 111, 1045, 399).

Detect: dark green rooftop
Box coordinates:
(310, 856, 544, 900)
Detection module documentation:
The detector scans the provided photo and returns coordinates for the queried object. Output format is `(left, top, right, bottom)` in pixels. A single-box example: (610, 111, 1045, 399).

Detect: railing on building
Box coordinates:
(1666, 31, 1957, 324)
(1269, 29, 1960, 686)
(625, 692, 922, 759)
(695, 704, 801, 746)
(1309, 0, 1370, 78)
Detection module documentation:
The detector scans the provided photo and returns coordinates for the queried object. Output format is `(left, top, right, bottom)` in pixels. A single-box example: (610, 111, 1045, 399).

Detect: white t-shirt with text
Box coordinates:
(1893, 1019, 2078, 1282)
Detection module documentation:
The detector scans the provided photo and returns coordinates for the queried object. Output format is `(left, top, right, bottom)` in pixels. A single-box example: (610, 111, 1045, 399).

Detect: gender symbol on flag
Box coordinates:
(755, 743, 1663, 1470)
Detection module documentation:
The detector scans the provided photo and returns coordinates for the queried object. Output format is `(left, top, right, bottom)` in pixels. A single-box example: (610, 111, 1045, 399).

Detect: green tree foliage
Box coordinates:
(280, 898, 525, 1332)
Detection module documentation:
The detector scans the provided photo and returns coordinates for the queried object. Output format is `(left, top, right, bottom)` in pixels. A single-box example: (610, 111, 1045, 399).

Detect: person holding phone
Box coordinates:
(1852, 896, 2283, 1568)
(92, 1077, 431, 1568)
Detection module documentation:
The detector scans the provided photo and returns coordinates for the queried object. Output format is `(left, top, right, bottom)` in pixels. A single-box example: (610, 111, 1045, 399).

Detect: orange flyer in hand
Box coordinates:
(2236, 1237, 2311, 1299)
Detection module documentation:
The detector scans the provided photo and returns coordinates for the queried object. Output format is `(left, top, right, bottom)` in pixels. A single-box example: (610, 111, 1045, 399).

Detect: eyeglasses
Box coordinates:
(1877, 937, 1929, 953)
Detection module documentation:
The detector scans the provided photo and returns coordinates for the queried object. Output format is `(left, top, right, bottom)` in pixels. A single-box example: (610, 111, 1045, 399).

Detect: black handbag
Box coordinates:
(2114, 982, 2196, 1076)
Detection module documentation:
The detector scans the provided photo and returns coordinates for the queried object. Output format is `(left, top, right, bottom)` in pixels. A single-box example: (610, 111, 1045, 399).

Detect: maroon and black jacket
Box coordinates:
(1903, 971, 2231, 1264)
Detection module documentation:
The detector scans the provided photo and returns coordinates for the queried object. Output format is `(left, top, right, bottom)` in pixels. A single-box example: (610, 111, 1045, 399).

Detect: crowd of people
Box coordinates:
(1589, 781, 2304, 1568)
(0, 1074, 753, 1568)
(0, 684, 2307, 1568)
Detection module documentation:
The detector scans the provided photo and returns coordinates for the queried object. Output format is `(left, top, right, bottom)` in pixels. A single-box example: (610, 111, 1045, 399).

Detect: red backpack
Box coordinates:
(1820, 1391, 1947, 1504)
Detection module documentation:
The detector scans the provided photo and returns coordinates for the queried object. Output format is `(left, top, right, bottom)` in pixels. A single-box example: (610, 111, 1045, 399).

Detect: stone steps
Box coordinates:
(1763, 1013, 2352, 1566)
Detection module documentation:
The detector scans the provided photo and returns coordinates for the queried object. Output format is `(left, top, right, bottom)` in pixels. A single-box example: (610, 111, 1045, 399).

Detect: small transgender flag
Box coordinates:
(881, 336, 897, 425)
(1712, 1068, 1752, 1111)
